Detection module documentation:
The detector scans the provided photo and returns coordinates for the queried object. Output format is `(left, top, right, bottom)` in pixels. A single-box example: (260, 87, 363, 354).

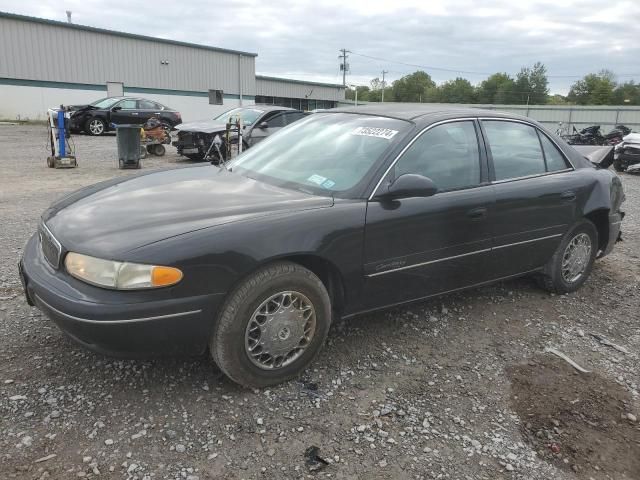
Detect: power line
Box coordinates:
(349, 50, 640, 79)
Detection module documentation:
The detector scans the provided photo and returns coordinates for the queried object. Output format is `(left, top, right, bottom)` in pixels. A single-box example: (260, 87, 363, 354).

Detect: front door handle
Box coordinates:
(466, 207, 488, 220)
(561, 190, 576, 201)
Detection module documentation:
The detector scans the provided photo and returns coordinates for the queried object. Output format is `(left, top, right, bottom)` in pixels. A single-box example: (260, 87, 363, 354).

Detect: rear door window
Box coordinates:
(538, 133, 569, 171)
(483, 121, 546, 181)
(138, 100, 161, 110)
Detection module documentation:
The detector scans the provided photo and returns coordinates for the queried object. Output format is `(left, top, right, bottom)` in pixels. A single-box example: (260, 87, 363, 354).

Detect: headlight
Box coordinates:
(64, 252, 183, 290)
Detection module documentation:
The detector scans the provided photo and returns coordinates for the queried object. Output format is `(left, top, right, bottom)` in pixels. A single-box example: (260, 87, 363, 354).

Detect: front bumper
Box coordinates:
(19, 233, 223, 357)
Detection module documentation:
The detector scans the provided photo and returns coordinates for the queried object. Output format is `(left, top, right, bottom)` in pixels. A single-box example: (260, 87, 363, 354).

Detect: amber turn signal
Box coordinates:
(151, 266, 183, 287)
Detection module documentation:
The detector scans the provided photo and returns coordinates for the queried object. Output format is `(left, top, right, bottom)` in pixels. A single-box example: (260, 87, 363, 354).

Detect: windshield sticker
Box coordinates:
(351, 127, 399, 140)
(307, 174, 327, 185)
(321, 179, 336, 189)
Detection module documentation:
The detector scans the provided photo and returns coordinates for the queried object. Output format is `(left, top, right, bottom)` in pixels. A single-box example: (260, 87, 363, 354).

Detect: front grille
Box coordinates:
(39, 223, 62, 269)
(179, 132, 193, 144)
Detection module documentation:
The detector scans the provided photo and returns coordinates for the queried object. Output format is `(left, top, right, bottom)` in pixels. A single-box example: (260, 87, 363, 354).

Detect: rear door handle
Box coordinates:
(561, 190, 576, 201)
(466, 207, 488, 220)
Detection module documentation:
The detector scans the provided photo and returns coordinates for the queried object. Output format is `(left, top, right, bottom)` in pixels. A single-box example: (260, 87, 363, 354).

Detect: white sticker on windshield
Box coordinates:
(307, 174, 327, 185)
(351, 127, 399, 140)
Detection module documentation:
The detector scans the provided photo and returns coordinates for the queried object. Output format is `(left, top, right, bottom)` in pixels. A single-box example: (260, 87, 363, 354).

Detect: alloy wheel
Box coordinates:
(245, 291, 316, 370)
(89, 119, 104, 135)
(561, 233, 592, 283)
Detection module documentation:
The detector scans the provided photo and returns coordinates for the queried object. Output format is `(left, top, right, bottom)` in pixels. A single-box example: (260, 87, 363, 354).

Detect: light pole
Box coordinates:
(348, 84, 358, 106)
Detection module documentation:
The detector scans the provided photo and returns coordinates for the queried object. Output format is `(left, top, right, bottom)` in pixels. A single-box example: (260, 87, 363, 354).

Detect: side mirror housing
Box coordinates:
(379, 174, 438, 200)
(111, 106, 122, 112)
(258, 121, 269, 129)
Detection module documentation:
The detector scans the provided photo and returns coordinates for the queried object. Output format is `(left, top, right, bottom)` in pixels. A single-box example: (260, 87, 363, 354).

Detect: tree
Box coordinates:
(612, 81, 640, 105)
(437, 78, 477, 103)
(514, 62, 549, 104)
(567, 70, 616, 105)
(391, 71, 435, 102)
(547, 94, 569, 105)
(345, 85, 371, 102)
(477, 73, 516, 104)
(366, 77, 393, 102)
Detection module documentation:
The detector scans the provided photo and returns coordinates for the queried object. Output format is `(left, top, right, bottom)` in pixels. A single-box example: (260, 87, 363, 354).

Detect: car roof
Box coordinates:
(330, 104, 527, 123)
(252, 105, 299, 112)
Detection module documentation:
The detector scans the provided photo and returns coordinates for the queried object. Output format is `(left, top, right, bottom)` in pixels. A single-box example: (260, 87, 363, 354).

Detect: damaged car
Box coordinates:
(20, 106, 624, 388)
(172, 106, 306, 161)
(69, 97, 182, 136)
(613, 132, 640, 172)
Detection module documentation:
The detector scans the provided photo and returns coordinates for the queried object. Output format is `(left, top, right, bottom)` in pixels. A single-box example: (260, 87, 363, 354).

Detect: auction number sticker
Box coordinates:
(351, 127, 399, 140)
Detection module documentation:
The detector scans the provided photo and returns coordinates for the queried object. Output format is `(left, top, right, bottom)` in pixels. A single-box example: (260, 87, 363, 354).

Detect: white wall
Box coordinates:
(0, 84, 254, 123)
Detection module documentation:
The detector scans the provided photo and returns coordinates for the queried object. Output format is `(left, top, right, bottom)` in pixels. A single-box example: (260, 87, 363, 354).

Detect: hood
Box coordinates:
(67, 104, 96, 112)
(622, 132, 640, 144)
(175, 121, 229, 134)
(43, 166, 332, 258)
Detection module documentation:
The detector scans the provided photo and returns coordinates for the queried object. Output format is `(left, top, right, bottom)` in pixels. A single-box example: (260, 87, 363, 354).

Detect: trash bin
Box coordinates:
(115, 124, 142, 169)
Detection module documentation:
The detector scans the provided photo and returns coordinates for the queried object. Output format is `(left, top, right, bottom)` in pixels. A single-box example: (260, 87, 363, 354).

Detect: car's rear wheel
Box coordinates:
(613, 159, 625, 172)
(538, 220, 598, 294)
(85, 117, 106, 136)
(211, 261, 331, 388)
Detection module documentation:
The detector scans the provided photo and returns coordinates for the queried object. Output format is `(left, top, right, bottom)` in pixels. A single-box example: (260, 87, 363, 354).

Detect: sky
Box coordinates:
(1, 0, 639, 94)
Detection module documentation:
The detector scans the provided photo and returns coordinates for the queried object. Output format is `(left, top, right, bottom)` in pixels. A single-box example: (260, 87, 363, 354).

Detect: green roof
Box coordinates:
(256, 75, 344, 89)
(0, 11, 258, 57)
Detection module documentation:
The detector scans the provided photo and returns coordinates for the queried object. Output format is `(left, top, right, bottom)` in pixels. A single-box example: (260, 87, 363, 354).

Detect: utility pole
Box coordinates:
(339, 49, 350, 87)
(381, 70, 388, 102)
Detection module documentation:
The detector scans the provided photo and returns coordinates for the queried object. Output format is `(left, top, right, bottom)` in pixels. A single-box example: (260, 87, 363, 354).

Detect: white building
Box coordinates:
(0, 11, 345, 122)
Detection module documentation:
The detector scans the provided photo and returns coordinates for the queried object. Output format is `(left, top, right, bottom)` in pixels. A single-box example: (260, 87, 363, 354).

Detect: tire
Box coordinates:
(537, 221, 598, 294)
(185, 153, 205, 161)
(211, 261, 332, 388)
(85, 117, 106, 136)
(613, 159, 625, 172)
(153, 144, 166, 156)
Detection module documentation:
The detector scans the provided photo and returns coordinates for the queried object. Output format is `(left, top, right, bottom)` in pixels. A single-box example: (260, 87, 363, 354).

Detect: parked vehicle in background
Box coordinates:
(613, 132, 640, 172)
(69, 97, 182, 136)
(604, 124, 632, 146)
(20, 106, 624, 388)
(172, 106, 306, 162)
(562, 124, 632, 146)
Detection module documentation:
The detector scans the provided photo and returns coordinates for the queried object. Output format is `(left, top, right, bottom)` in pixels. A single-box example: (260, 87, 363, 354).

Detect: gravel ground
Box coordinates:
(0, 124, 639, 480)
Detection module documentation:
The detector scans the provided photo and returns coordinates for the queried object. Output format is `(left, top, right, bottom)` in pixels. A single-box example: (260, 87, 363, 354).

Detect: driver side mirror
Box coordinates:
(111, 106, 122, 112)
(378, 174, 438, 200)
(258, 121, 269, 129)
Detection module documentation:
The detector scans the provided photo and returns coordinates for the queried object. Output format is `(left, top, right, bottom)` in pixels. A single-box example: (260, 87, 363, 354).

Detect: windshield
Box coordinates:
(90, 97, 122, 109)
(228, 113, 411, 195)
(214, 108, 264, 125)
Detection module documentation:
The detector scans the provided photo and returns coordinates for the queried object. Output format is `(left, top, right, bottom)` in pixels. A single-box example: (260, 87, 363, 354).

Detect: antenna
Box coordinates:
(66, 11, 72, 23)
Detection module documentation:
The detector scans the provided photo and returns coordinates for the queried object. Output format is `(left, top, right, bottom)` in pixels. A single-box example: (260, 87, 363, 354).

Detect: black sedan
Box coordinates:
(173, 106, 306, 161)
(20, 106, 624, 388)
(69, 97, 182, 136)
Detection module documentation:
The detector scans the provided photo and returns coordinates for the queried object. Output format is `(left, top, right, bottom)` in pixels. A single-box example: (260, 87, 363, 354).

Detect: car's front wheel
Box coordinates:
(85, 117, 106, 136)
(211, 261, 331, 388)
(538, 220, 598, 294)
